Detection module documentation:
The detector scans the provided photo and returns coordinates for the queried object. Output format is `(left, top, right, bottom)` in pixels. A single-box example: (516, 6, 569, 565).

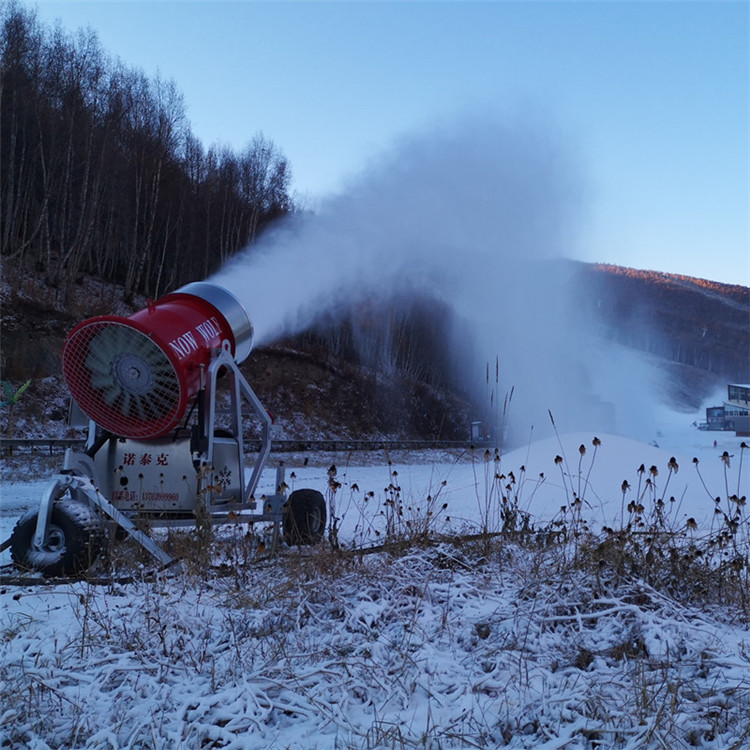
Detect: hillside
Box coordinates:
(0, 262, 473, 441)
(575, 263, 748, 383)
(0, 261, 747, 440)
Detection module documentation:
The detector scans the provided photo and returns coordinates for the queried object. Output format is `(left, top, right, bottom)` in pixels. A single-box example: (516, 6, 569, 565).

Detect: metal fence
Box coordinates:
(1, 437, 474, 457)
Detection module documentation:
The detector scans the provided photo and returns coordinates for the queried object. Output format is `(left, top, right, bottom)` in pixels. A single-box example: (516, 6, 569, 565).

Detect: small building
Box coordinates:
(705, 405, 727, 431)
(470, 421, 492, 444)
(726, 384, 750, 436)
(703, 384, 750, 436)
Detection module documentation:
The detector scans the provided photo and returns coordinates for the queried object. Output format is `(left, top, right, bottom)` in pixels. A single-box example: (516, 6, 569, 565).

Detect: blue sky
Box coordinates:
(32, 0, 749, 286)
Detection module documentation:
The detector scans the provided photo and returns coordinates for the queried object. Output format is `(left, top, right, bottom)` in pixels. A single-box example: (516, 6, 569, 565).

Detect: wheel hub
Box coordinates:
(33, 524, 65, 553)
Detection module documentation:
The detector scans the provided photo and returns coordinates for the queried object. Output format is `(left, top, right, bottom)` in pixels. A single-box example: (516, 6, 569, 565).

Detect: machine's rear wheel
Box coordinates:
(11, 498, 105, 576)
(283, 489, 326, 546)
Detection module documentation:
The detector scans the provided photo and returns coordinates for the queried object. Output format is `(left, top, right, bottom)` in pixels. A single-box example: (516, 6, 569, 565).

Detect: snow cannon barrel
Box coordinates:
(62, 282, 254, 439)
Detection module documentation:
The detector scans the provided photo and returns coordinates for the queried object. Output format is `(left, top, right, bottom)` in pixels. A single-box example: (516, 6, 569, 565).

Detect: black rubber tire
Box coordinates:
(283, 489, 326, 546)
(10, 498, 105, 577)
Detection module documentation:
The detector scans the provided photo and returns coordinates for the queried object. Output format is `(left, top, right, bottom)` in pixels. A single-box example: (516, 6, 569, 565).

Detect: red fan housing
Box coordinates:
(62, 282, 253, 439)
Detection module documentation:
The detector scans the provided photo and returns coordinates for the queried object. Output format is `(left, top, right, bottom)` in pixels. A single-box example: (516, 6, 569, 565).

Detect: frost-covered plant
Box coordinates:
(537, 432, 601, 566)
(692, 443, 749, 612)
(327, 463, 342, 550)
(1, 378, 31, 436)
(377, 464, 451, 547)
(574, 445, 750, 616)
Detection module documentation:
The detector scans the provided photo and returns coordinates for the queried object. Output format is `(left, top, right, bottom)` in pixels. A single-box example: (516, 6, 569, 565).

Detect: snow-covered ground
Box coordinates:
(2, 407, 744, 556)
(1, 408, 748, 749)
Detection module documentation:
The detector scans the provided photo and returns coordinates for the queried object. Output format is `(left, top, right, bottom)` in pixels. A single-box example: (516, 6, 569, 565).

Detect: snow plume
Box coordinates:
(211, 114, 663, 443)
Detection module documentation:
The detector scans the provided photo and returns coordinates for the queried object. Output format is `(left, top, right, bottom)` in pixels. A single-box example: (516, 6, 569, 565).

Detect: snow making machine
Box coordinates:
(5, 282, 326, 576)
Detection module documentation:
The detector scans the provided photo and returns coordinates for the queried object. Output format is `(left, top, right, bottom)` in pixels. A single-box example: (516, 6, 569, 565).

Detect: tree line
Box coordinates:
(0, 1, 467, 404)
(590, 264, 749, 307)
(0, 1, 293, 302)
(292, 294, 468, 393)
(577, 263, 749, 383)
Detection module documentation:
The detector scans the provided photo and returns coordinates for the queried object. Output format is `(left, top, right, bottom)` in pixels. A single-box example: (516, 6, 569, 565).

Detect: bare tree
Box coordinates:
(1, 3, 295, 300)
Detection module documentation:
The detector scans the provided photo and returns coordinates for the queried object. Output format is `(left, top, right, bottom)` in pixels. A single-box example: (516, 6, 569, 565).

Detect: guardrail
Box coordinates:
(1, 437, 474, 457)
(1, 438, 85, 456)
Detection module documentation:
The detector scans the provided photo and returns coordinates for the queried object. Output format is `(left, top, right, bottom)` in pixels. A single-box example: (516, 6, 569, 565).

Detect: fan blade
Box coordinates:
(91, 373, 115, 389)
(102, 385, 120, 405)
(120, 392, 133, 417)
(134, 395, 147, 421)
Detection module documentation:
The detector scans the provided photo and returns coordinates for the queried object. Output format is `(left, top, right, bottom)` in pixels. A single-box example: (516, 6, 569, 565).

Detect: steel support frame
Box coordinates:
(27, 343, 285, 568)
